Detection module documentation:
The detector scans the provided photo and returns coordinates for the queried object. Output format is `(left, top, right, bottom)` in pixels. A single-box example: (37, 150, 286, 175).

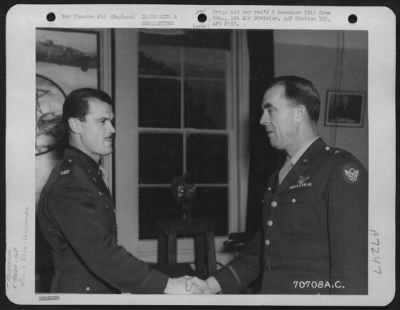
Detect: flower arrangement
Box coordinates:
(171, 172, 196, 220)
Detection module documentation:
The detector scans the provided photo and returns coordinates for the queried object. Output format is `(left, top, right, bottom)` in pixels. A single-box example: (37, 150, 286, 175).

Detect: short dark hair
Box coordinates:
(62, 88, 113, 128)
(268, 76, 320, 122)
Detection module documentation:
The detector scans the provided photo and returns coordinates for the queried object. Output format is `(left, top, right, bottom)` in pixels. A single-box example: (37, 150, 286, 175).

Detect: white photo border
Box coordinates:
(5, 4, 396, 306)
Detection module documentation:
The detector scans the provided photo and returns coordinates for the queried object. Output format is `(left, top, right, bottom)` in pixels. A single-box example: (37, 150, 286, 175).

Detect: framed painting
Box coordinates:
(36, 28, 99, 155)
(325, 90, 366, 127)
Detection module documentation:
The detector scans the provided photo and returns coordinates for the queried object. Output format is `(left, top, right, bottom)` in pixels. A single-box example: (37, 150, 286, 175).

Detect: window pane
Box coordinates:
(139, 133, 182, 184)
(192, 187, 228, 236)
(187, 134, 228, 183)
(184, 48, 227, 79)
(139, 45, 180, 76)
(184, 80, 226, 129)
(139, 188, 180, 239)
(139, 187, 228, 239)
(139, 78, 181, 128)
(139, 29, 230, 50)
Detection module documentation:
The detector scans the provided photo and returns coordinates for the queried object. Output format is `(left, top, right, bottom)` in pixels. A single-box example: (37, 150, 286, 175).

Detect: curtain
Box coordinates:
(245, 30, 284, 234)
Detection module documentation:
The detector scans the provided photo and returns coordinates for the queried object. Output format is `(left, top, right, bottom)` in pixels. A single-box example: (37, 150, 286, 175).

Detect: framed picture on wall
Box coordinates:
(36, 28, 100, 155)
(324, 90, 366, 127)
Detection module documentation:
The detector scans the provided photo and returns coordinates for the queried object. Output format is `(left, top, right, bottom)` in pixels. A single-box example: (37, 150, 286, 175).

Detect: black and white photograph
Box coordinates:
(35, 27, 370, 296)
(5, 4, 396, 307)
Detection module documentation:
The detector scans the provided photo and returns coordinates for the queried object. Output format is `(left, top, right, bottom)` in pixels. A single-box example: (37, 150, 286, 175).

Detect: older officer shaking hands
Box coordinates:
(188, 76, 368, 295)
(37, 88, 199, 294)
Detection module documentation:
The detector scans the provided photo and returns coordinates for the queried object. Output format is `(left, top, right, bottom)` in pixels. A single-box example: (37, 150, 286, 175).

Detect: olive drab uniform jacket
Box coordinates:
(37, 147, 168, 294)
(214, 138, 368, 294)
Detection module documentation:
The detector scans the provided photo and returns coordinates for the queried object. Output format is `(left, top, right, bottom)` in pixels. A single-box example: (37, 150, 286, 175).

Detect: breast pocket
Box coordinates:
(91, 194, 116, 232)
(281, 190, 326, 234)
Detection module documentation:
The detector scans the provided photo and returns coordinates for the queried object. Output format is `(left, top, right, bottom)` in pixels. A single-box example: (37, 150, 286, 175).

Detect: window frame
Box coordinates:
(113, 29, 245, 263)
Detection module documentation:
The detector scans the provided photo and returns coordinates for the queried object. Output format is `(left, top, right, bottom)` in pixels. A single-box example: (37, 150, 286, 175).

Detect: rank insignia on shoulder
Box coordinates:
(60, 169, 71, 176)
(342, 164, 360, 184)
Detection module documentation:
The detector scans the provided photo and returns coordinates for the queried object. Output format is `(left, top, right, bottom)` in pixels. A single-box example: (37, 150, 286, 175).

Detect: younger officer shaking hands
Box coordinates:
(38, 88, 199, 294)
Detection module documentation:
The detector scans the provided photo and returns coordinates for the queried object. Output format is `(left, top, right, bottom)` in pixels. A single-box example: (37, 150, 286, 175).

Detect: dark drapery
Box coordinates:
(245, 30, 285, 234)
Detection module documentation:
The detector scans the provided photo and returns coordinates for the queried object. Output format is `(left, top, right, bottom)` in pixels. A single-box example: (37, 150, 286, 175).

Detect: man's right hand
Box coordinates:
(164, 276, 201, 294)
(188, 276, 222, 294)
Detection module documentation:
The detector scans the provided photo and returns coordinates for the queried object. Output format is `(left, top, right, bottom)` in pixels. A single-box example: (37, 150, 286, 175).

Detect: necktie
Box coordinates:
(98, 166, 111, 192)
(279, 156, 293, 184)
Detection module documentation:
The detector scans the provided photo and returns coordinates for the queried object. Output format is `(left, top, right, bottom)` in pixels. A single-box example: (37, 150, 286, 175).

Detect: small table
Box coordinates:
(156, 218, 217, 278)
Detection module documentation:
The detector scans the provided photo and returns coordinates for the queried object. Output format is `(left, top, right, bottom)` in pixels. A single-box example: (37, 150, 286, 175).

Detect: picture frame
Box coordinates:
(324, 90, 366, 127)
(36, 28, 100, 155)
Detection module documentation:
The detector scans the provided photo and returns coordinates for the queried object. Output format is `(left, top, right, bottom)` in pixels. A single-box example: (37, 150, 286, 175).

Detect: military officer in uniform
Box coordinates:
(188, 76, 368, 294)
(37, 88, 198, 294)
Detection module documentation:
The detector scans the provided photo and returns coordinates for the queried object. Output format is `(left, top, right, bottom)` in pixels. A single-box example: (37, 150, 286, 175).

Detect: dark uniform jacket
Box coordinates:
(37, 147, 168, 294)
(214, 138, 368, 294)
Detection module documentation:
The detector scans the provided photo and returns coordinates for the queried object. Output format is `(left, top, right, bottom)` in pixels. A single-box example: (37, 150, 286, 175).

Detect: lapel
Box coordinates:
(276, 138, 326, 193)
(63, 147, 112, 199)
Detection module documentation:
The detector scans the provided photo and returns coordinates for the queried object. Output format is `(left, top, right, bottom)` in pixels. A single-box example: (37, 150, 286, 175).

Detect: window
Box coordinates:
(137, 30, 233, 240)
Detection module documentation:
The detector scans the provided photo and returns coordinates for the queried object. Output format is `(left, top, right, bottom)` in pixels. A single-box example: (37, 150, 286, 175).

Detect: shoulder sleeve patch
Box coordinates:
(342, 163, 361, 184)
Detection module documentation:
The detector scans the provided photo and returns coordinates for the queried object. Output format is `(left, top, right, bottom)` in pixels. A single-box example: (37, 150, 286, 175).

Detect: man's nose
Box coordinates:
(108, 121, 116, 134)
(259, 111, 269, 125)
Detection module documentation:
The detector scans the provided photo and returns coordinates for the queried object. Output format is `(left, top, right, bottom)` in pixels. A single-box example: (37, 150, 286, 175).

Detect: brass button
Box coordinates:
(291, 198, 297, 203)
(267, 187, 272, 191)
(85, 286, 91, 292)
(267, 220, 273, 227)
(325, 146, 330, 151)
(270, 201, 278, 208)
(265, 239, 271, 246)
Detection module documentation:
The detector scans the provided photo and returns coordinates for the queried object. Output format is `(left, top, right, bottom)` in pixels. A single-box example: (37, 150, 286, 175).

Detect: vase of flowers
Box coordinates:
(171, 172, 196, 220)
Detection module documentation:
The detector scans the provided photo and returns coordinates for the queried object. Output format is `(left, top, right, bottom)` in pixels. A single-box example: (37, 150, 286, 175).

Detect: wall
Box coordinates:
(274, 30, 368, 169)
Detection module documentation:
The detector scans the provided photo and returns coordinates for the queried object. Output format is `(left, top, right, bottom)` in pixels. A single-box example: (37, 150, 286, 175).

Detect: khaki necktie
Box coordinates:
(279, 156, 293, 184)
(98, 165, 111, 192)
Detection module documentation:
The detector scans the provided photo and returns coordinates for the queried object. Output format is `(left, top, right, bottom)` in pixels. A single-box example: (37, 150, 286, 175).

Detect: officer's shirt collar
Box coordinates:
(289, 136, 320, 166)
(64, 146, 101, 172)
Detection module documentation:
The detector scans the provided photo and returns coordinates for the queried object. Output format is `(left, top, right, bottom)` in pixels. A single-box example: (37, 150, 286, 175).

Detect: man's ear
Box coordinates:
(295, 105, 306, 123)
(68, 118, 82, 134)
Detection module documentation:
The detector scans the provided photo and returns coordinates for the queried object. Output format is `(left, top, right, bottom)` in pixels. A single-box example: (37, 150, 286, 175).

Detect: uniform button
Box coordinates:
(267, 220, 273, 227)
(291, 198, 296, 203)
(67, 159, 72, 163)
(270, 201, 278, 208)
(85, 286, 91, 292)
(325, 146, 330, 151)
(267, 187, 272, 191)
(265, 239, 270, 246)
(98, 191, 104, 196)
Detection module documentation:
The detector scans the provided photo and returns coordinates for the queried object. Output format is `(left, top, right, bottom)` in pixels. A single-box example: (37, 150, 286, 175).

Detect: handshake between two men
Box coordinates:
(164, 276, 221, 294)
